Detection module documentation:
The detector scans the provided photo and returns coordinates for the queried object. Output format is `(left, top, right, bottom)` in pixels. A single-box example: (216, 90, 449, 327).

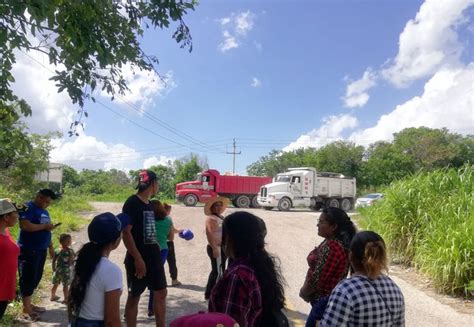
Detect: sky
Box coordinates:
(12, 0, 474, 175)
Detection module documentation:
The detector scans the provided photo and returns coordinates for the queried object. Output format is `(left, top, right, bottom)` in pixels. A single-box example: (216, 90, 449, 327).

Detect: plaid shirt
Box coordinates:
(304, 239, 349, 302)
(320, 275, 405, 326)
(208, 258, 262, 327)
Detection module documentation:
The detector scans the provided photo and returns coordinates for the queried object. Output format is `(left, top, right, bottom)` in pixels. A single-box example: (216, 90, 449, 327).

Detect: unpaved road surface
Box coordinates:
(30, 202, 473, 326)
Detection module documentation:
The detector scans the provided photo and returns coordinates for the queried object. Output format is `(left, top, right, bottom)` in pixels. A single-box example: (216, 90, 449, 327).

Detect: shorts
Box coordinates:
(52, 267, 71, 285)
(125, 250, 167, 297)
(18, 248, 47, 297)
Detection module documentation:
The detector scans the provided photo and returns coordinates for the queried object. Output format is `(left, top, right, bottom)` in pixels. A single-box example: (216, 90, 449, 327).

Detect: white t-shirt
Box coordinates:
(78, 257, 122, 320)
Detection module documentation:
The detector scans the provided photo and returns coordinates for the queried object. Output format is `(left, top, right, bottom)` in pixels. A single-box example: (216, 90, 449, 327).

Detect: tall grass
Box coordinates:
(359, 165, 474, 296)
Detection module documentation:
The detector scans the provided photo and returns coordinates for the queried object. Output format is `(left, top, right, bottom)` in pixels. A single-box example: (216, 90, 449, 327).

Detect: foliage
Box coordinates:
(1, 0, 196, 132)
(0, 102, 57, 193)
(359, 165, 474, 296)
(247, 127, 474, 189)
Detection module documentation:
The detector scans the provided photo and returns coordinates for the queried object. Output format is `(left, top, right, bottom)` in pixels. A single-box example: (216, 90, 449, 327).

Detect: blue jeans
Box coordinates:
(147, 249, 168, 313)
(71, 317, 105, 327)
(306, 296, 329, 327)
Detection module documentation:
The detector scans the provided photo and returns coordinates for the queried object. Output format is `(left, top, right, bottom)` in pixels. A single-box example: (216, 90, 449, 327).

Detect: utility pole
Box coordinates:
(227, 138, 241, 174)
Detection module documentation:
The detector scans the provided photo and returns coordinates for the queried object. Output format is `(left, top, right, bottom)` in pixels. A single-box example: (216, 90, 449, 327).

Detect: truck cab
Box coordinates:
(175, 170, 219, 206)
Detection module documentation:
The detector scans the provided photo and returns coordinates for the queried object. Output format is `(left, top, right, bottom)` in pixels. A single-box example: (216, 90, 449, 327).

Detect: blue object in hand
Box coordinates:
(179, 229, 194, 241)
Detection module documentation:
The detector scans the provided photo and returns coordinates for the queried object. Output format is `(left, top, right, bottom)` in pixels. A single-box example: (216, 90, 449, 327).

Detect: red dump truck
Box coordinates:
(175, 169, 272, 208)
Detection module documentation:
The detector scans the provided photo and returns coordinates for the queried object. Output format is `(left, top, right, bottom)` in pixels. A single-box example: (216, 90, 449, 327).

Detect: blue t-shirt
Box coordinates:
(18, 201, 52, 250)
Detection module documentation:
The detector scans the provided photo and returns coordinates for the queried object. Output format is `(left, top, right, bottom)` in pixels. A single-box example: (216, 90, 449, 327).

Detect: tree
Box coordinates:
(314, 141, 365, 179)
(174, 155, 202, 184)
(1, 0, 196, 132)
(62, 165, 81, 189)
(0, 101, 53, 191)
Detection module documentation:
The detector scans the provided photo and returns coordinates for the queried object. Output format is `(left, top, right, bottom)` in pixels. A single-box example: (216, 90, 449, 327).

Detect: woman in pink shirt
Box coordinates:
(0, 199, 21, 320)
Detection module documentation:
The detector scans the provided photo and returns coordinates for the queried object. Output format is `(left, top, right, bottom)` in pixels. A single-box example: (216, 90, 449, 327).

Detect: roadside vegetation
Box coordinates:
(358, 165, 473, 297)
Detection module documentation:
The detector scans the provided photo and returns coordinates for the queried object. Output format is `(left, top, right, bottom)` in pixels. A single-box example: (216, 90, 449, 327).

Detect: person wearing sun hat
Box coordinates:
(0, 199, 25, 320)
(68, 212, 129, 327)
(204, 196, 230, 300)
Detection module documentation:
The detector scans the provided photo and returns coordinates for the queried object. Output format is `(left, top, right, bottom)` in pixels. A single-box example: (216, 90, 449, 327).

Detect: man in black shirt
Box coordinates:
(123, 170, 167, 327)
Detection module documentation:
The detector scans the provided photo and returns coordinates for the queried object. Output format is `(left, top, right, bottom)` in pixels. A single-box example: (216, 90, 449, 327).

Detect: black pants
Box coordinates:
(166, 241, 178, 280)
(0, 301, 8, 320)
(18, 248, 47, 297)
(205, 245, 227, 299)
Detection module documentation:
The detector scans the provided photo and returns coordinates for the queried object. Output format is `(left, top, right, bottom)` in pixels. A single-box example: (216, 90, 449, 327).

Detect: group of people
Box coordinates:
(0, 168, 405, 326)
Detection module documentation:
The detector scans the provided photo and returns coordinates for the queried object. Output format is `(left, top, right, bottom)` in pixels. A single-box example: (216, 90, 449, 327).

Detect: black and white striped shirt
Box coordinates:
(320, 274, 405, 326)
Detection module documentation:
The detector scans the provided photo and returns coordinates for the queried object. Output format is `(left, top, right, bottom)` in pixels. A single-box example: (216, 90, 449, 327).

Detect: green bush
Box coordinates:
(359, 165, 474, 296)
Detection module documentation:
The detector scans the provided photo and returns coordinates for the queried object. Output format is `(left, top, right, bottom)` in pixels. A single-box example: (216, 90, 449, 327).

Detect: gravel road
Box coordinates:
(29, 202, 473, 326)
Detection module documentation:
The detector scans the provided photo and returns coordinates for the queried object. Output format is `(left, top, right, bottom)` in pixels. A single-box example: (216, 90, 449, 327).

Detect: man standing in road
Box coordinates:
(18, 189, 58, 320)
(123, 170, 167, 327)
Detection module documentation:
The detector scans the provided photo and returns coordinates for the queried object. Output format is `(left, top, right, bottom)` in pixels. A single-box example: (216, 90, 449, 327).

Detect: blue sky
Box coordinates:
(13, 0, 474, 175)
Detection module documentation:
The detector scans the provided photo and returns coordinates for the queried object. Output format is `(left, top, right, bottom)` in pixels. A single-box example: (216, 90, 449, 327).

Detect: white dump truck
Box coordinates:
(257, 167, 356, 211)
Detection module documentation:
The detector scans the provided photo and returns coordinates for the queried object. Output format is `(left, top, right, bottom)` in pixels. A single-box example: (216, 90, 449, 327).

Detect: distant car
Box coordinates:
(355, 193, 384, 208)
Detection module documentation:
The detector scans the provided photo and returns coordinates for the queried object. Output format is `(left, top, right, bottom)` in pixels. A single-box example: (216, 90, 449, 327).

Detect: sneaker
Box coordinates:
(171, 279, 182, 287)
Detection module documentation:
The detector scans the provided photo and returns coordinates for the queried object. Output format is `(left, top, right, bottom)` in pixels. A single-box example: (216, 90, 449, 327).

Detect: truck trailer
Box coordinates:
(257, 167, 356, 211)
(175, 169, 272, 208)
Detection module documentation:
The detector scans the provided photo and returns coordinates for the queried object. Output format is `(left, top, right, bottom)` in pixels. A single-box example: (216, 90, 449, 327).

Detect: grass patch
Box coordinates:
(1, 194, 91, 323)
(358, 165, 473, 297)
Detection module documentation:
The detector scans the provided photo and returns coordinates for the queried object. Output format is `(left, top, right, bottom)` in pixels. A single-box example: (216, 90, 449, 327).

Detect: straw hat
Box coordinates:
(204, 196, 230, 216)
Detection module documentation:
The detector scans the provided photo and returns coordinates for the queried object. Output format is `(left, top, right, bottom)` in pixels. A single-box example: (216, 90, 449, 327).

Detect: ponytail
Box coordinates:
(363, 240, 388, 279)
(68, 242, 105, 316)
(350, 231, 388, 279)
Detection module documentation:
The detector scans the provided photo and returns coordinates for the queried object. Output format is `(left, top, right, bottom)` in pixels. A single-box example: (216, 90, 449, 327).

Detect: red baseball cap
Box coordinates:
(170, 312, 239, 327)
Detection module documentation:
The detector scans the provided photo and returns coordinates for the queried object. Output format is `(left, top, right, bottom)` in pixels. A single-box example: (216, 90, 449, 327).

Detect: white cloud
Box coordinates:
(350, 64, 474, 146)
(343, 69, 378, 108)
(143, 155, 175, 168)
(235, 11, 255, 36)
(254, 41, 263, 51)
(11, 49, 75, 134)
(217, 10, 256, 53)
(283, 114, 359, 151)
(251, 77, 262, 87)
(382, 0, 472, 87)
(50, 133, 142, 171)
(100, 65, 176, 111)
(219, 17, 231, 25)
(218, 30, 239, 52)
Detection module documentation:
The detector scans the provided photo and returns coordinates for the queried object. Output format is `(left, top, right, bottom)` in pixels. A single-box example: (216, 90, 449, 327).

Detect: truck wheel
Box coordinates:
(326, 198, 340, 208)
(183, 194, 198, 207)
(278, 198, 292, 211)
(310, 203, 323, 211)
(340, 198, 352, 211)
(262, 206, 273, 211)
(235, 195, 250, 208)
(250, 196, 260, 208)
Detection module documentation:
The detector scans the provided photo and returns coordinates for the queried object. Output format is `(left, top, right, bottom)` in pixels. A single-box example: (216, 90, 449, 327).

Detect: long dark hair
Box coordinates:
(322, 207, 357, 249)
(68, 240, 113, 316)
(223, 211, 286, 325)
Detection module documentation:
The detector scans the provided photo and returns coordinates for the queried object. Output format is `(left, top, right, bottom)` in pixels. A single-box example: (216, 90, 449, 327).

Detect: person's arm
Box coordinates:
(205, 217, 220, 258)
(52, 251, 57, 271)
(122, 225, 146, 278)
(319, 287, 351, 327)
(19, 219, 55, 232)
(104, 289, 122, 327)
(48, 242, 55, 259)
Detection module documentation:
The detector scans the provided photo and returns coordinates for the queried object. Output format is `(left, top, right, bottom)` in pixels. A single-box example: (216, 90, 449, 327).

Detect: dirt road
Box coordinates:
(33, 202, 473, 326)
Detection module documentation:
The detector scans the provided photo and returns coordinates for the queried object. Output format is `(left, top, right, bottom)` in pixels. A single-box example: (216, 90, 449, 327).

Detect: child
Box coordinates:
(51, 234, 75, 303)
(165, 203, 183, 287)
(148, 202, 182, 317)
